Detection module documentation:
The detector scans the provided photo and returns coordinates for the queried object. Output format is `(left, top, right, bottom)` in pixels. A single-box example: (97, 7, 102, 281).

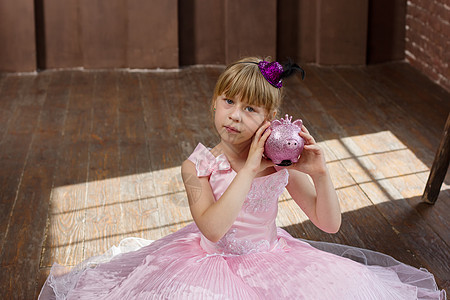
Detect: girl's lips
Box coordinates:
(224, 125, 240, 133)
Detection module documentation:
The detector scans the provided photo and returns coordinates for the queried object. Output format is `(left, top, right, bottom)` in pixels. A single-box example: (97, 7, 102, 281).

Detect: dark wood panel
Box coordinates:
(179, 0, 226, 65)
(277, 0, 317, 63)
(127, 0, 178, 68)
(80, 0, 127, 68)
(367, 0, 406, 63)
(0, 0, 36, 71)
(42, 0, 82, 68)
(225, 0, 277, 63)
(317, 0, 368, 65)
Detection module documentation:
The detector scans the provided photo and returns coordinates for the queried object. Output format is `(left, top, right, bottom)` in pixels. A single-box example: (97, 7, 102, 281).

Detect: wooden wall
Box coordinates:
(0, 0, 36, 72)
(37, 0, 178, 69)
(0, 0, 407, 72)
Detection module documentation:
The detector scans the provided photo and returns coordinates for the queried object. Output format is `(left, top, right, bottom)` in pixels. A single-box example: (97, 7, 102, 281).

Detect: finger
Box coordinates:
(303, 144, 322, 154)
(259, 128, 272, 146)
(299, 130, 316, 144)
(303, 144, 319, 150)
(301, 125, 310, 135)
(260, 121, 271, 133)
(254, 121, 271, 143)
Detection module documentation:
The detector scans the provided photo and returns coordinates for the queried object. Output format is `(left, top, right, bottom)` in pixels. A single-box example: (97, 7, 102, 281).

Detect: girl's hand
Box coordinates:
(243, 121, 274, 175)
(290, 125, 327, 177)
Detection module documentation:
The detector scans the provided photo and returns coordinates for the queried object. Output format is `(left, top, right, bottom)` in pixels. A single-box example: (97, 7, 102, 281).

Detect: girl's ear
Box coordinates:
(267, 110, 277, 121)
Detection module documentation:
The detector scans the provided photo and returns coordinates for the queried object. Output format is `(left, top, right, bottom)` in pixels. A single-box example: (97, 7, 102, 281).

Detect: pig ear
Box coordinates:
(271, 120, 282, 128)
(293, 119, 303, 128)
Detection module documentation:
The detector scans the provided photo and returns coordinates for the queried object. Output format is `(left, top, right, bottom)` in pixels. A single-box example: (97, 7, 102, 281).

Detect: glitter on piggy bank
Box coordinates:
(264, 114, 305, 166)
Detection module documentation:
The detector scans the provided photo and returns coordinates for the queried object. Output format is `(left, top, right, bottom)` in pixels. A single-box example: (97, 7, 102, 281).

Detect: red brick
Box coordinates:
(403, 0, 448, 92)
(434, 3, 450, 21)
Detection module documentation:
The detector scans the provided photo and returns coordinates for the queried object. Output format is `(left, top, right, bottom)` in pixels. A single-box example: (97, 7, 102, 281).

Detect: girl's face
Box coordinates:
(214, 93, 267, 146)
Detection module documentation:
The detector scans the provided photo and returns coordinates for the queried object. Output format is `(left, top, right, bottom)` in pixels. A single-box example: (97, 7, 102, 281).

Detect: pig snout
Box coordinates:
(285, 139, 299, 149)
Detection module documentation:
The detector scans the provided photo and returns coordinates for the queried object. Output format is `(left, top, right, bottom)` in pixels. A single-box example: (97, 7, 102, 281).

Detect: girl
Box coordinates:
(40, 57, 445, 299)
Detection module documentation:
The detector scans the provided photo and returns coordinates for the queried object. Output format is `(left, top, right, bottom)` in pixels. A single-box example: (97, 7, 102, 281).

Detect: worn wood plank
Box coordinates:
(139, 72, 186, 171)
(359, 177, 450, 289)
(40, 71, 95, 268)
(0, 76, 31, 245)
(333, 66, 441, 166)
(307, 65, 449, 280)
(188, 66, 223, 147)
(364, 63, 446, 140)
(0, 74, 51, 298)
(390, 172, 450, 243)
(117, 72, 161, 241)
(331, 65, 450, 257)
(0, 75, 19, 140)
(282, 67, 425, 266)
(84, 71, 123, 258)
(387, 62, 450, 105)
(379, 62, 449, 117)
(0, 71, 71, 299)
(157, 192, 193, 237)
(0, 74, 51, 250)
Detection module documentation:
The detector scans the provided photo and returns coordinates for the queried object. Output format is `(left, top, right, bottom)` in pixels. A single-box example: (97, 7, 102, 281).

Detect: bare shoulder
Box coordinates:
(181, 158, 215, 212)
(181, 159, 197, 183)
(181, 158, 195, 172)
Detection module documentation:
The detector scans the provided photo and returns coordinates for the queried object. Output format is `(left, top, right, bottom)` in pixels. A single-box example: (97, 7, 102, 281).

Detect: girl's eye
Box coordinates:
(245, 106, 255, 112)
(225, 99, 233, 105)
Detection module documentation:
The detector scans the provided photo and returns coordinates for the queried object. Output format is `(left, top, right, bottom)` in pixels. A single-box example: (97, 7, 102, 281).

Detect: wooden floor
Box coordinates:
(0, 62, 449, 298)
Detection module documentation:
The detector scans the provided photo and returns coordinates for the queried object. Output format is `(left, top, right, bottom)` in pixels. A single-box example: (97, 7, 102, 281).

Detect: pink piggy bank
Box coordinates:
(264, 114, 305, 166)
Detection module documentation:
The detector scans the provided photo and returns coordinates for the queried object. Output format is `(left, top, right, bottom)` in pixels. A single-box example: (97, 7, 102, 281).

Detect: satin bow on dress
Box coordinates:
(196, 154, 231, 177)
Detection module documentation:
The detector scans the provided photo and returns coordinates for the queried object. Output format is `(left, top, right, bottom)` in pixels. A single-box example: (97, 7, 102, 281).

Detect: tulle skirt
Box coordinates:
(39, 223, 446, 299)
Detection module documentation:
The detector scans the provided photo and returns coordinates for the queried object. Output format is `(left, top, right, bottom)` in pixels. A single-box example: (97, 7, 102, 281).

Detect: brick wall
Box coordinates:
(405, 0, 450, 92)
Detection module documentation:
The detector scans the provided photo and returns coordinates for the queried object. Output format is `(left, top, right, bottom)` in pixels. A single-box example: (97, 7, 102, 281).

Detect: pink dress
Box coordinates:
(40, 143, 445, 299)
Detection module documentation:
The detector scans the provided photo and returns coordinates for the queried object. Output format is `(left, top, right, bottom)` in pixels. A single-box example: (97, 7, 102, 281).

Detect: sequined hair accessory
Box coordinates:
(237, 59, 305, 88)
(258, 61, 284, 88)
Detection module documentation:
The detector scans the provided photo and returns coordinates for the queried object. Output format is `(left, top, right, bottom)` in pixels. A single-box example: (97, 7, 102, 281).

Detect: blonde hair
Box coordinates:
(212, 57, 283, 119)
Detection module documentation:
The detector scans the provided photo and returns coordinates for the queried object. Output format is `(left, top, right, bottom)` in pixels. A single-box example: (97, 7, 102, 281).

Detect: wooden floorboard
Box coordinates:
(308, 64, 449, 284)
(0, 62, 448, 297)
(283, 67, 426, 267)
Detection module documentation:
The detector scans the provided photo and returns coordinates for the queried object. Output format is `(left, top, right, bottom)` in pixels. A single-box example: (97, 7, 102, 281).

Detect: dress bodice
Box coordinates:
(188, 143, 289, 256)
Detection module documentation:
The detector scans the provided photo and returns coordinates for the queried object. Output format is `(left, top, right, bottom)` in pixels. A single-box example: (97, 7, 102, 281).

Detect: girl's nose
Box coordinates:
(229, 107, 242, 122)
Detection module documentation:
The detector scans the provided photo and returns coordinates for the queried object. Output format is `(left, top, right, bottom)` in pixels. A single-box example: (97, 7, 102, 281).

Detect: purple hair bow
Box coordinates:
(258, 61, 284, 88)
(236, 59, 305, 89)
